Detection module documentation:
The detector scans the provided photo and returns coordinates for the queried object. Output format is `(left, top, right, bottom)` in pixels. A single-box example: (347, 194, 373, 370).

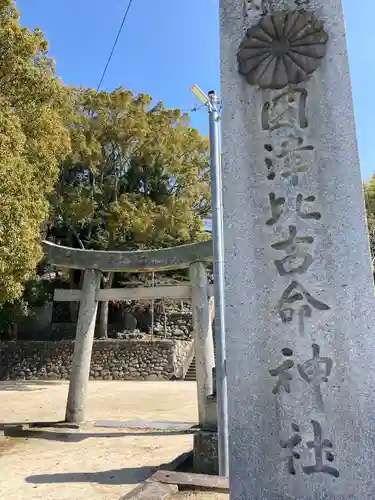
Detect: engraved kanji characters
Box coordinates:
(264, 138, 314, 186)
(272, 225, 314, 276)
(296, 194, 321, 221)
(262, 89, 308, 132)
(266, 193, 285, 226)
(266, 193, 321, 226)
(281, 420, 339, 477)
(243, 0, 263, 15)
(302, 420, 339, 478)
(262, 89, 313, 186)
(297, 344, 333, 408)
(297, 344, 333, 389)
(269, 348, 294, 394)
(297, 305, 312, 336)
(244, 0, 308, 17)
(260, 83, 336, 483)
(269, 345, 333, 396)
(280, 423, 302, 475)
(278, 281, 330, 324)
(266, 193, 326, 326)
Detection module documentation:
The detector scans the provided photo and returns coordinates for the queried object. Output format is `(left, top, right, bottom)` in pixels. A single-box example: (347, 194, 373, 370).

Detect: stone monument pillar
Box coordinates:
(220, 0, 375, 498)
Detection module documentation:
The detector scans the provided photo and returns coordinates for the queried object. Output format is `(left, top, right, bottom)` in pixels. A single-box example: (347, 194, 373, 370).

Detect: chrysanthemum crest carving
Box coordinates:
(237, 10, 328, 89)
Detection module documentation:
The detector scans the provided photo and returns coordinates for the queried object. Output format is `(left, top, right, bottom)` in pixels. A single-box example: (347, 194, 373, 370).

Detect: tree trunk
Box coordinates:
(98, 273, 113, 338)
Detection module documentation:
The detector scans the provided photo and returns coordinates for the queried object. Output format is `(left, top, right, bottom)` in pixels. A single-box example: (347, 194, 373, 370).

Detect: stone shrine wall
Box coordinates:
(47, 302, 193, 342)
(153, 304, 192, 340)
(0, 339, 193, 381)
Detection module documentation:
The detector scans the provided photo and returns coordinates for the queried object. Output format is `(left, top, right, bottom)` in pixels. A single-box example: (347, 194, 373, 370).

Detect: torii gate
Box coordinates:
(42, 239, 216, 429)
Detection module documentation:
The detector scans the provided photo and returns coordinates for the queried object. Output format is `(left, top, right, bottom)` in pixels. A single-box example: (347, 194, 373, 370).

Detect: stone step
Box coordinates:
(184, 334, 217, 381)
(184, 356, 196, 381)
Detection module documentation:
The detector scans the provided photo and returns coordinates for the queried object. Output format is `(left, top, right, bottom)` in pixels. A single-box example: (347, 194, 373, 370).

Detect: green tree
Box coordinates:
(49, 87, 210, 336)
(0, 0, 70, 304)
(364, 176, 375, 267)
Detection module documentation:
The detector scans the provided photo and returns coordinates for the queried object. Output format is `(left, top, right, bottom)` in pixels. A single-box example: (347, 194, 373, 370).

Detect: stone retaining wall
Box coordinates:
(0, 340, 193, 381)
(153, 305, 192, 340)
(46, 303, 193, 342)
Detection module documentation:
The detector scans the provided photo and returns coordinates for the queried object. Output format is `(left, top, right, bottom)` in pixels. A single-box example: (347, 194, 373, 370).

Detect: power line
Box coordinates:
(96, 0, 135, 91)
(180, 103, 206, 114)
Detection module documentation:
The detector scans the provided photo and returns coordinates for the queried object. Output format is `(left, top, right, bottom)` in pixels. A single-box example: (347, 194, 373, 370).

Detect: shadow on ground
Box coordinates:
(0, 381, 64, 392)
(1, 427, 194, 442)
(26, 466, 157, 485)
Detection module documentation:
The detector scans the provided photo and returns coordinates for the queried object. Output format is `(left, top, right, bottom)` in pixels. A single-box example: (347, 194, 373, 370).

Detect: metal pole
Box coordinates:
(208, 90, 229, 477)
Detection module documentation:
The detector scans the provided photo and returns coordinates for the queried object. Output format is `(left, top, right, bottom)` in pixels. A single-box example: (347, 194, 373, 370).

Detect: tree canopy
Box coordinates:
(0, 2, 211, 331)
(49, 87, 211, 252)
(0, 0, 70, 304)
(47, 87, 211, 337)
(364, 176, 375, 264)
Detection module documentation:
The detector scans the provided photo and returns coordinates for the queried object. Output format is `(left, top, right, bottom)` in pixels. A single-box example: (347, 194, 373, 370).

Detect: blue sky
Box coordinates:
(17, 0, 373, 179)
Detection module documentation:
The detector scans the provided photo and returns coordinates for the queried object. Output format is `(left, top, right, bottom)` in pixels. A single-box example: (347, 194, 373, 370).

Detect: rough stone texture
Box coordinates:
(152, 304, 193, 341)
(65, 268, 100, 423)
(173, 339, 195, 380)
(151, 470, 228, 492)
(221, 0, 375, 498)
(47, 302, 193, 342)
(168, 493, 228, 500)
(120, 481, 178, 500)
(42, 240, 212, 272)
(190, 263, 215, 429)
(0, 340, 192, 381)
(204, 396, 218, 433)
(193, 431, 218, 476)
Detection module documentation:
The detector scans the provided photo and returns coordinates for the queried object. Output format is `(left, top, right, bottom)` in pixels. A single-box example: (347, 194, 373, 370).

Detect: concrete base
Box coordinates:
(204, 395, 218, 432)
(120, 469, 229, 499)
(193, 430, 218, 475)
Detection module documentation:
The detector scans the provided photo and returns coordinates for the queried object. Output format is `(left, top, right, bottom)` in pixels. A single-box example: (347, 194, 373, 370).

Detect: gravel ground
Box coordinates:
(0, 380, 198, 500)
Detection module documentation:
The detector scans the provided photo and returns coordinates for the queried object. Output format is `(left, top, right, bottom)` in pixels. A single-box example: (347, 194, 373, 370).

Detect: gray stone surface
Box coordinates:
(42, 240, 212, 272)
(221, 0, 375, 498)
(94, 420, 196, 431)
(120, 481, 177, 500)
(124, 312, 138, 330)
(173, 338, 195, 379)
(65, 268, 101, 423)
(193, 430, 218, 476)
(189, 262, 215, 429)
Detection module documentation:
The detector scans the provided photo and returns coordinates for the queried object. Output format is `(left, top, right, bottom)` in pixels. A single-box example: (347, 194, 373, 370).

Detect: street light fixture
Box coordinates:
(190, 84, 210, 105)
